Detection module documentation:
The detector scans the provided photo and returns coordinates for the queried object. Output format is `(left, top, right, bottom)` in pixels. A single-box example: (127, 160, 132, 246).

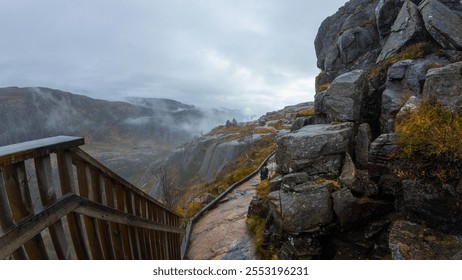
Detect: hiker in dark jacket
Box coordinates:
(260, 164, 269, 180)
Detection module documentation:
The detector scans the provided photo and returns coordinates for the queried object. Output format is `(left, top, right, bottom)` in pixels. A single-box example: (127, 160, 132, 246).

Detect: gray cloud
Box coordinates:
(0, 0, 347, 118)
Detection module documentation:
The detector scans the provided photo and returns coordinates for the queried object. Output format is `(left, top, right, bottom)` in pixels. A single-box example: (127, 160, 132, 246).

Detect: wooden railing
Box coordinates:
(0, 136, 182, 260)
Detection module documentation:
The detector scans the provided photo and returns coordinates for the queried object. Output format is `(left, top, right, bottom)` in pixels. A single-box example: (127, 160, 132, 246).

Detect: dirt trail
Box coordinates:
(186, 158, 276, 260)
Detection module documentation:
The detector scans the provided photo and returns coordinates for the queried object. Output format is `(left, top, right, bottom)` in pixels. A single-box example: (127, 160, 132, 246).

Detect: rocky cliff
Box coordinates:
(251, 0, 462, 260)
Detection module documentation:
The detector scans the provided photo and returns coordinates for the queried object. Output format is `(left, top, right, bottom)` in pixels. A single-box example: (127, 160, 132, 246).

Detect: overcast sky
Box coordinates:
(0, 0, 347, 117)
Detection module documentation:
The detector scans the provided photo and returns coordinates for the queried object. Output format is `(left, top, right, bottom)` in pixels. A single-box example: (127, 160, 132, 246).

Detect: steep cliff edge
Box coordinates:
(250, 0, 462, 260)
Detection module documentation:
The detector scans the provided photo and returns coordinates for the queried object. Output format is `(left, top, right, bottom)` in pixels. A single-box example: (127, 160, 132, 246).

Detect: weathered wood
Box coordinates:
(125, 190, 141, 260)
(75, 160, 104, 259)
(115, 183, 133, 259)
(3, 163, 49, 259)
(0, 172, 27, 259)
(57, 151, 89, 259)
(0, 136, 84, 167)
(92, 172, 115, 260)
(0, 193, 80, 260)
(34, 155, 70, 259)
(103, 177, 124, 259)
(0, 136, 183, 260)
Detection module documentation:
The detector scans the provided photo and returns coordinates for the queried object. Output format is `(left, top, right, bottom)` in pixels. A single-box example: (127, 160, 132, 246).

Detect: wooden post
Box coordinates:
(2, 163, 49, 259)
(0, 172, 27, 259)
(75, 160, 104, 260)
(115, 183, 132, 259)
(34, 155, 70, 260)
(57, 151, 89, 259)
(91, 171, 115, 260)
(103, 177, 124, 259)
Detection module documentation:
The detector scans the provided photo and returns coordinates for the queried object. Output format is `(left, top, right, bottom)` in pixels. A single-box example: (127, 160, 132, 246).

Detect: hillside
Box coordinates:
(0, 87, 239, 189)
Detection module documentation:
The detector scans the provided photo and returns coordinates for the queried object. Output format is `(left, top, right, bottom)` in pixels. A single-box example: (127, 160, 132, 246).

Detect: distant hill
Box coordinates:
(0, 87, 241, 189)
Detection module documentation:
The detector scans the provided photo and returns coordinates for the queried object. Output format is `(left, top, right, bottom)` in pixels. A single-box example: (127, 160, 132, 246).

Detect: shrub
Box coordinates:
(317, 83, 331, 93)
(295, 108, 316, 118)
(395, 99, 462, 181)
(246, 215, 275, 259)
(369, 42, 436, 81)
(256, 180, 270, 200)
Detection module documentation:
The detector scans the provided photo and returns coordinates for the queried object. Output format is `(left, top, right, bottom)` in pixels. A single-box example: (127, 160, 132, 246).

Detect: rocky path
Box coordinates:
(186, 158, 276, 260)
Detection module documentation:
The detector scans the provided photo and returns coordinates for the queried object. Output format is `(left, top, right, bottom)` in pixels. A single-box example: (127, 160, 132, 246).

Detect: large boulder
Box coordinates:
(315, 0, 381, 86)
(398, 179, 462, 232)
(323, 70, 369, 122)
(380, 56, 450, 132)
(377, 1, 427, 62)
(419, 0, 462, 50)
(375, 0, 405, 39)
(368, 133, 398, 177)
(389, 220, 462, 260)
(355, 123, 372, 169)
(332, 188, 392, 230)
(268, 182, 334, 233)
(422, 61, 462, 113)
(276, 122, 354, 177)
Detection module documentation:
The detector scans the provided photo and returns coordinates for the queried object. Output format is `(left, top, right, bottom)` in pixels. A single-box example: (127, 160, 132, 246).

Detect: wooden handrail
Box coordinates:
(0, 136, 182, 260)
(0, 193, 182, 260)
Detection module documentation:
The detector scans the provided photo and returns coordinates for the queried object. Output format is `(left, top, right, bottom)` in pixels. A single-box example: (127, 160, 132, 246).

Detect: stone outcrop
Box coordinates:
(398, 179, 462, 232)
(322, 70, 369, 122)
(419, 0, 462, 50)
(276, 122, 354, 177)
(268, 182, 334, 233)
(389, 220, 462, 260)
(315, 0, 381, 87)
(377, 1, 426, 62)
(332, 188, 392, 230)
(249, 0, 462, 260)
(422, 61, 462, 113)
(380, 56, 450, 132)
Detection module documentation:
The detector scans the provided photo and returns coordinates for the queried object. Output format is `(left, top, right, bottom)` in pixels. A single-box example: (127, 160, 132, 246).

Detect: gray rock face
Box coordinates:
(268, 183, 334, 233)
(276, 123, 354, 177)
(368, 133, 398, 177)
(419, 0, 462, 50)
(355, 123, 372, 169)
(375, 0, 405, 39)
(198, 139, 248, 182)
(381, 56, 450, 131)
(315, 0, 380, 86)
(377, 1, 426, 62)
(323, 70, 368, 122)
(281, 172, 309, 189)
(339, 153, 359, 190)
(389, 220, 462, 260)
(399, 179, 462, 232)
(332, 188, 392, 230)
(422, 61, 462, 113)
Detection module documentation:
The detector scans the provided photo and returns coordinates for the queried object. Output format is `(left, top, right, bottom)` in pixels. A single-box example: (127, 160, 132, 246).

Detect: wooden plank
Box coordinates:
(75, 160, 104, 260)
(34, 155, 70, 259)
(135, 195, 149, 259)
(103, 177, 123, 260)
(57, 151, 89, 259)
(0, 172, 27, 259)
(3, 163, 49, 259)
(92, 172, 115, 260)
(0, 136, 84, 167)
(125, 190, 140, 260)
(0, 193, 80, 260)
(140, 198, 152, 259)
(115, 183, 133, 259)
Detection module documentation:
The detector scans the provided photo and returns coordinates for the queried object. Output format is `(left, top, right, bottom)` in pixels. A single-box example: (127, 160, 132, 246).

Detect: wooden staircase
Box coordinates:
(0, 136, 182, 260)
